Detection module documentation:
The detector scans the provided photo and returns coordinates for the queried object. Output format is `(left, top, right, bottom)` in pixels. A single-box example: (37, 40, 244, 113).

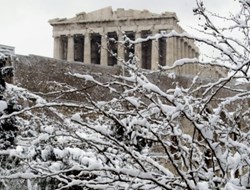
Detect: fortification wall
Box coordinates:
(12, 54, 247, 108)
(12, 55, 195, 102)
(13, 55, 123, 102)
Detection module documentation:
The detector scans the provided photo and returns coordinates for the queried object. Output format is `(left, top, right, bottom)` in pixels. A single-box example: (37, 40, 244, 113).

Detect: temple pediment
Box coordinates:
(49, 7, 177, 24)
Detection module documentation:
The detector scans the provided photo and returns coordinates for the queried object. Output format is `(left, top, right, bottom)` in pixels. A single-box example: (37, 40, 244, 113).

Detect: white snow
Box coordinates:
(71, 112, 82, 122)
(162, 58, 199, 70)
(196, 182, 210, 190)
(125, 97, 140, 108)
(0, 100, 7, 112)
(0, 53, 5, 59)
(68, 72, 102, 85)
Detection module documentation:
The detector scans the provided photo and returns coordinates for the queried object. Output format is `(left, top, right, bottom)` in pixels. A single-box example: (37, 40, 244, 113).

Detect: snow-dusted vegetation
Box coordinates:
(1, 1, 250, 189)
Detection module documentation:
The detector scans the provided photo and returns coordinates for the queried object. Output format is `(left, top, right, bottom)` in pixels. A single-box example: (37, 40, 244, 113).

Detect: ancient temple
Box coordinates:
(49, 7, 199, 71)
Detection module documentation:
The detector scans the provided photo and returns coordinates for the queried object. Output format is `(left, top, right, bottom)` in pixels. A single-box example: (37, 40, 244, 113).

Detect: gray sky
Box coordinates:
(0, 0, 239, 57)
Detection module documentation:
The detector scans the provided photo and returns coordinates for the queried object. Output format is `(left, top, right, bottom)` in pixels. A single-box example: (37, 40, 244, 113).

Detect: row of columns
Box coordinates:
(168, 37, 199, 76)
(53, 32, 199, 71)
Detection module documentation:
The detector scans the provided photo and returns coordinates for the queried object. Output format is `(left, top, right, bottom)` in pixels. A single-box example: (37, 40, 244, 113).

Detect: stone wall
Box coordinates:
(12, 55, 178, 102)
(12, 54, 245, 106)
(13, 55, 123, 102)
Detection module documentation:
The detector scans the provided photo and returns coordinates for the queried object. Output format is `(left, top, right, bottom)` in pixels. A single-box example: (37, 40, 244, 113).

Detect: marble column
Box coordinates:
(182, 42, 189, 74)
(188, 46, 193, 58)
(187, 45, 193, 74)
(84, 33, 91, 64)
(117, 34, 125, 63)
(180, 39, 184, 75)
(151, 31, 159, 70)
(100, 34, 108, 66)
(180, 39, 185, 59)
(53, 36, 61, 59)
(177, 38, 182, 60)
(166, 37, 174, 66)
(174, 37, 181, 74)
(67, 35, 74, 62)
(184, 42, 189, 58)
(172, 37, 177, 63)
(135, 31, 142, 67)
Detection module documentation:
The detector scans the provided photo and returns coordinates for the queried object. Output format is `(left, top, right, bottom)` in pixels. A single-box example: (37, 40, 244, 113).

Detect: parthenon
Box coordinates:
(49, 7, 199, 72)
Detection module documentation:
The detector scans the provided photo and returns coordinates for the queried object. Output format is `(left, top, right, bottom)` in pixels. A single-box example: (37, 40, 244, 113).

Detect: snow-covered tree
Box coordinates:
(1, 1, 250, 189)
(0, 53, 19, 150)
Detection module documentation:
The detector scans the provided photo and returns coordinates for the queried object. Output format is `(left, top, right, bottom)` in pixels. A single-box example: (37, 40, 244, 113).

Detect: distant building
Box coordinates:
(0, 44, 15, 68)
(0, 44, 15, 56)
(49, 7, 227, 78)
(49, 7, 198, 66)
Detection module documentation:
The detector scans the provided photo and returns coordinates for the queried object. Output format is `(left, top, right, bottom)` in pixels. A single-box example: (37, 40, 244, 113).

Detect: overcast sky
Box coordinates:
(0, 0, 239, 57)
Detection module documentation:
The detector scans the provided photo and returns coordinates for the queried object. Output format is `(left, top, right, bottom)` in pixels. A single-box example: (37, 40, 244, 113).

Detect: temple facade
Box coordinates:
(49, 7, 199, 72)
